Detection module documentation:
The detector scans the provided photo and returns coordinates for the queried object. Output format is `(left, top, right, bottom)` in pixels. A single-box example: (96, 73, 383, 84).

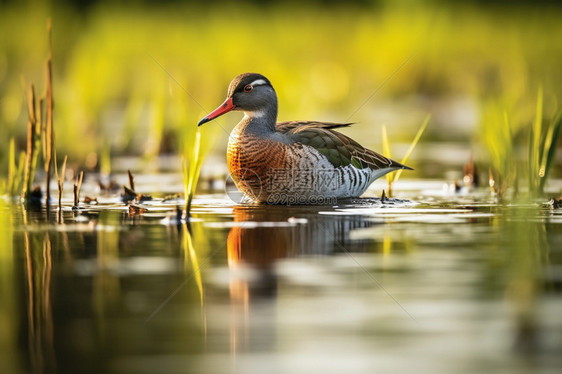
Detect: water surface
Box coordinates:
(1, 179, 561, 374)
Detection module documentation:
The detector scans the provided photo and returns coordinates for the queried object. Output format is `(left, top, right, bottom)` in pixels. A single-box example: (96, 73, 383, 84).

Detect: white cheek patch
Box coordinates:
(244, 109, 267, 119)
(249, 79, 267, 87)
(252, 109, 266, 118)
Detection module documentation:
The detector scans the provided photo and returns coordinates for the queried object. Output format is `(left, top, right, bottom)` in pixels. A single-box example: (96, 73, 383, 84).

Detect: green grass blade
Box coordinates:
(182, 157, 189, 213)
(382, 125, 391, 158)
(534, 87, 543, 161)
(393, 114, 430, 183)
(14, 152, 26, 196)
(7, 138, 16, 195)
(530, 87, 543, 194)
(184, 130, 204, 216)
(188, 131, 202, 195)
(100, 143, 111, 177)
(539, 113, 562, 191)
(144, 90, 166, 163)
(381, 125, 393, 188)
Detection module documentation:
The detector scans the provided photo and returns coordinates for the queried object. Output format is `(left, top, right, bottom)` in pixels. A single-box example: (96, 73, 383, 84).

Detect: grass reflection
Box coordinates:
(181, 223, 206, 337)
(93, 211, 121, 349)
(501, 206, 550, 352)
(0, 201, 20, 373)
(22, 229, 56, 373)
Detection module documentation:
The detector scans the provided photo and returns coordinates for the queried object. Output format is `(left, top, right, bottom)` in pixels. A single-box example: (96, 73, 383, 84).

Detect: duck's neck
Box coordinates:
(239, 100, 278, 137)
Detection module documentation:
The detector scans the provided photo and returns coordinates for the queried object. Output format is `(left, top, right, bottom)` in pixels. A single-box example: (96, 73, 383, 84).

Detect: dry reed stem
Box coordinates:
(73, 171, 83, 208)
(56, 155, 67, 214)
(44, 20, 54, 204)
(128, 169, 135, 191)
(22, 84, 37, 200)
(45, 59, 53, 202)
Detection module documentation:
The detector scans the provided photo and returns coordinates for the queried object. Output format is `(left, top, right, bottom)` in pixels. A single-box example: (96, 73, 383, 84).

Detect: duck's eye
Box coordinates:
(243, 84, 253, 92)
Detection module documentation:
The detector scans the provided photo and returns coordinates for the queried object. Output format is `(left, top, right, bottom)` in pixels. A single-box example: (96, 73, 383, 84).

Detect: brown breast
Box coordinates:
(227, 131, 290, 202)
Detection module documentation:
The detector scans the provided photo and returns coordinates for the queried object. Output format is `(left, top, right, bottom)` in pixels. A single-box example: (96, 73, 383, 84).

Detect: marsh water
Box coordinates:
(1, 175, 561, 374)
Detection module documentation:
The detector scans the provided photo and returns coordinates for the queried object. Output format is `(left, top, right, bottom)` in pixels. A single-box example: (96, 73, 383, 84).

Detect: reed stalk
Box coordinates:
(528, 88, 543, 195)
(15, 152, 26, 197)
(7, 139, 17, 195)
(73, 171, 83, 209)
(128, 170, 135, 191)
(22, 84, 40, 202)
(528, 88, 561, 197)
(44, 48, 54, 203)
(55, 154, 67, 215)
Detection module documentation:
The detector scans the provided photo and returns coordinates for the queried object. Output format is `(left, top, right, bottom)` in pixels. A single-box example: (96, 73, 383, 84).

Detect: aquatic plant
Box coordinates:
(528, 89, 561, 197)
(482, 88, 561, 200)
(72, 171, 83, 209)
(3, 2, 562, 164)
(481, 103, 516, 199)
(3, 139, 25, 197)
(42, 21, 55, 204)
(99, 143, 112, 177)
(11, 21, 58, 205)
(127, 169, 135, 192)
(182, 130, 204, 217)
(143, 87, 166, 165)
(21, 84, 42, 203)
(54, 154, 67, 216)
(382, 125, 392, 194)
(382, 114, 430, 196)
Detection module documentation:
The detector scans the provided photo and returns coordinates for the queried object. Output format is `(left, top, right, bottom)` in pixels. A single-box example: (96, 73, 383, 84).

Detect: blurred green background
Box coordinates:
(1, 0, 561, 177)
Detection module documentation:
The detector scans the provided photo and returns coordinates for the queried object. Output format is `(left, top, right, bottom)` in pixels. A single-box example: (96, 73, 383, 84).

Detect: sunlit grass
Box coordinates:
(481, 103, 516, 199)
(528, 89, 562, 197)
(382, 114, 429, 196)
(21, 84, 41, 203)
(72, 171, 83, 209)
(54, 153, 67, 216)
(481, 88, 561, 200)
(42, 21, 54, 203)
(182, 130, 208, 218)
(99, 143, 112, 177)
(3, 139, 25, 197)
(1, 2, 562, 170)
(3, 20, 58, 205)
(143, 87, 166, 165)
(382, 125, 392, 194)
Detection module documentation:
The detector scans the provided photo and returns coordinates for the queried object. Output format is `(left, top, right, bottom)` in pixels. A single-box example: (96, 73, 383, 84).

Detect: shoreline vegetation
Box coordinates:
(0, 1, 561, 206)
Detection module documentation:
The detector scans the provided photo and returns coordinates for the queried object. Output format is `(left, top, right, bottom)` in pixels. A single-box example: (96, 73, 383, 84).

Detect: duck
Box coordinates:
(198, 73, 411, 204)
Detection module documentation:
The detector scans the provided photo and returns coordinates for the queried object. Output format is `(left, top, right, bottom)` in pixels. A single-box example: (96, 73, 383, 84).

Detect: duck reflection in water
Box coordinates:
(225, 204, 377, 354)
(227, 205, 377, 292)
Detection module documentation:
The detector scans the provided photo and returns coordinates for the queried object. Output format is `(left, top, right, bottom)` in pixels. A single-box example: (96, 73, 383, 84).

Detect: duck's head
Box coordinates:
(198, 73, 277, 126)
